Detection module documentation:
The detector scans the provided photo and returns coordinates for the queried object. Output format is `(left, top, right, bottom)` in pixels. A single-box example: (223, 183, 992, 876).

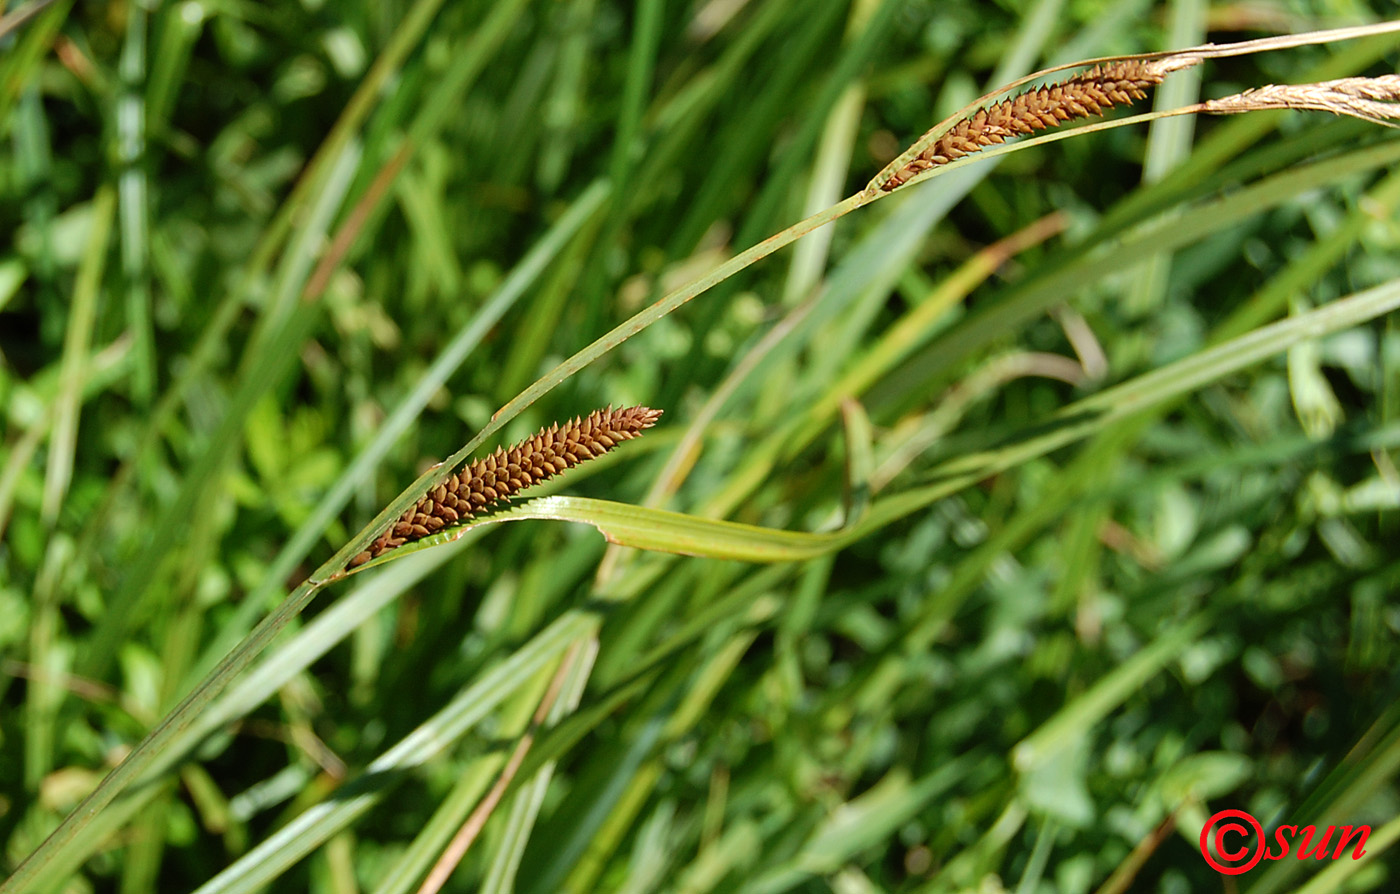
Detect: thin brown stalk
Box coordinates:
(1092, 809, 1179, 894)
(348, 405, 663, 568)
(304, 143, 412, 301)
(415, 643, 581, 894)
(0, 0, 62, 42)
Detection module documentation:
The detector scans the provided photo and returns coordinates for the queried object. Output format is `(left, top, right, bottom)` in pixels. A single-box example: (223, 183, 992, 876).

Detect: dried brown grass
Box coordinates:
(1200, 73, 1400, 123)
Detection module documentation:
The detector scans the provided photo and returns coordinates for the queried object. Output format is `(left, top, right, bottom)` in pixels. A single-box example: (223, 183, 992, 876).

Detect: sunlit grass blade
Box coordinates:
(190, 611, 597, 894)
(76, 141, 363, 682)
(343, 273, 1400, 574)
(41, 186, 113, 525)
(186, 180, 610, 685)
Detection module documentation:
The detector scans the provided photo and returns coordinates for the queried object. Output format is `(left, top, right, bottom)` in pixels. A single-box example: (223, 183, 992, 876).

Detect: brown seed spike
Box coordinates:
(880, 59, 1176, 192)
(345, 405, 664, 569)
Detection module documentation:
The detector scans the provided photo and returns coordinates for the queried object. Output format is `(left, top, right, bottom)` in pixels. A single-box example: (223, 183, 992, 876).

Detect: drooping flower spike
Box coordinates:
(348, 405, 663, 568)
(880, 60, 1182, 191)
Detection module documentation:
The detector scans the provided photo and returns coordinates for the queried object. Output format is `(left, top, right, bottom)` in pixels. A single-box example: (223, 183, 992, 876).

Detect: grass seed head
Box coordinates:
(881, 60, 1173, 191)
(348, 405, 663, 568)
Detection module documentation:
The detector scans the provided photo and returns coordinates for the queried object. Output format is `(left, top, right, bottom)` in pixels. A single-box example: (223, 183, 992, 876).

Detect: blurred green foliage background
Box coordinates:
(1, 0, 1399, 891)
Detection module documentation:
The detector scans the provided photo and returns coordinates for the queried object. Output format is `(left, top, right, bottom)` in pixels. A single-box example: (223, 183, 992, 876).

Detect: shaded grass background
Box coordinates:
(1, 0, 1399, 891)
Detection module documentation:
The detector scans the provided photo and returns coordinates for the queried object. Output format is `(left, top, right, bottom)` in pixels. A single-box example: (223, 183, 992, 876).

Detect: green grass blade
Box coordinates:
(190, 611, 597, 894)
(344, 273, 1400, 573)
(186, 180, 610, 685)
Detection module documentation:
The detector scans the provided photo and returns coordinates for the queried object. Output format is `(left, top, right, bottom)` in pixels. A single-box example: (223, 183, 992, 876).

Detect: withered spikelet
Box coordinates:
(349, 405, 663, 568)
(881, 60, 1171, 191)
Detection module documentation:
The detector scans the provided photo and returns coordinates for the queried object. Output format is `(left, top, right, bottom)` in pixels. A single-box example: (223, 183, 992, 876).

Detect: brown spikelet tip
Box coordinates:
(881, 60, 1171, 191)
(347, 405, 663, 569)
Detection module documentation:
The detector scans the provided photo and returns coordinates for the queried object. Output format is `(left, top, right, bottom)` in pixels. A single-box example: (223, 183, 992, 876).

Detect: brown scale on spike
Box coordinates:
(880, 61, 1170, 191)
(347, 405, 663, 569)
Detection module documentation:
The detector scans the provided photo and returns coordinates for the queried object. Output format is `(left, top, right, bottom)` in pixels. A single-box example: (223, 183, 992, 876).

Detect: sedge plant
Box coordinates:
(2, 3, 1400, 892)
